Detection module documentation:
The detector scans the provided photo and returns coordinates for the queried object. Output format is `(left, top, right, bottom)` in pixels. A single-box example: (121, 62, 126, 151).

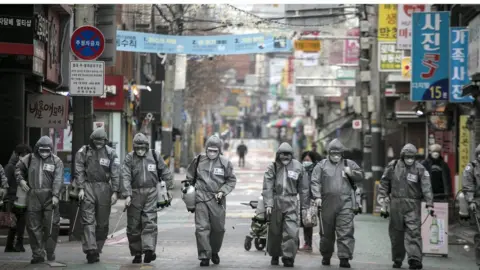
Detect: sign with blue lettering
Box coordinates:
(411, 12, 450, 101)
(450, 27, 473, 103)
(70, 25, 105, 60)
(116, 30, 292, 55)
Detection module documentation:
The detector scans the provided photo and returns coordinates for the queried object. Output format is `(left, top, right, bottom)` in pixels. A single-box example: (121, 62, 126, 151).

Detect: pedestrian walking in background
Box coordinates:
(299, 150, 323, 251)
(4, 144, 31, 253)
(421, 144, 452, 202)
(237, 140, 248, 168)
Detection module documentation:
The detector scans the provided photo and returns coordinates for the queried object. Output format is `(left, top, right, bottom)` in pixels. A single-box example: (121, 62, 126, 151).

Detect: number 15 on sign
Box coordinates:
(429, 86, 442, 99)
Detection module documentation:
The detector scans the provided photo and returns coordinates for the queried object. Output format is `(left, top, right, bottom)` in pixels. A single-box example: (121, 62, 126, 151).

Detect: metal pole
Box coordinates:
(70, 4, 95, 241)
(370, 4, 384, 196)
(358, 4, 374, 214)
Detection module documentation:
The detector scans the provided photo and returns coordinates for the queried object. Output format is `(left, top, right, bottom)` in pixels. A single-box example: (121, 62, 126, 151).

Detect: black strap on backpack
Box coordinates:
(151, 149, 164, 183)
(343, 159, 357, 191)
(191, 155, 202, 186)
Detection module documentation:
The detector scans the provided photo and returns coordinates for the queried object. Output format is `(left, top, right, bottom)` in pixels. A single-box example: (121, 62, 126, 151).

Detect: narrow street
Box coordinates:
(0, 143, 477, 269)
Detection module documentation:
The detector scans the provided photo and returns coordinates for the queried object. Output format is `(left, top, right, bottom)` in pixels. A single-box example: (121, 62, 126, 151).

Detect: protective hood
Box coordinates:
(475, 144, 480, 156)
(275, 142, 293, 160)
(205, 135, 222, 153)
(327, 139, 344, 152)
(400, 143, 417, 156)
(34, 136, 54, 155)
(133, 132, 149, 147)
(89, 128, 108, 146)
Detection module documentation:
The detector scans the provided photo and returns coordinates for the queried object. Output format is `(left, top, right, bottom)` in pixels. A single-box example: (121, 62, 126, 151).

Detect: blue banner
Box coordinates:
(116, 30, 292, 55)
(450, 27, 473, 103)
(411, 12, 450, 101)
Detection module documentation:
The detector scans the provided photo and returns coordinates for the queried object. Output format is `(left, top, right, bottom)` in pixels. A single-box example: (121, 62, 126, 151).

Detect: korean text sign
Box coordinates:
(378, 42, 403, 72)
(378, 4, 398, 41)
(397, 4, 430, 50)
(450, 28, 473, 103)
(411, 12, 450, 101)
(116, 31, 292, 55)
(26, 93, 68, 129)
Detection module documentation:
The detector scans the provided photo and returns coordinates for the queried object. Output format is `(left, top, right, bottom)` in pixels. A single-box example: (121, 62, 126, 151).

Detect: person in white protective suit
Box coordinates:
(310, 139, 364, 268)
(121, 133, 173, 264)
(15, 136, 64, 264)
(263, 142, 305, 267)
(185, 135, 237, 267)
(74, 128, 120, 263)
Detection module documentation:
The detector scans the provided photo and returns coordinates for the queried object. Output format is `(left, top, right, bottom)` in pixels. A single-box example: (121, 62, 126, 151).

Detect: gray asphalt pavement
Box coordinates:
(0, 146, 477, 269)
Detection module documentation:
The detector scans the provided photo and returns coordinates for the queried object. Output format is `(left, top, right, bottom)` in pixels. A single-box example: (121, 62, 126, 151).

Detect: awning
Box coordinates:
(317, 114, 360, 150)
(290, 116, 303, 128)
(266, 118, 290, 128)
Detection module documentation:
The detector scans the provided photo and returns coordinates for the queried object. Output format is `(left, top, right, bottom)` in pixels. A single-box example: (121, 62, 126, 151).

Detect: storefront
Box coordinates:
(93, 75, 127, 161)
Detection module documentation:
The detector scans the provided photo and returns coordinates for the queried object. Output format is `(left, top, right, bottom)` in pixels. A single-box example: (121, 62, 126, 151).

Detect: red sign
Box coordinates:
(93, 75, 124, 111)
(70, 25, 105, 60)
(343, 28, 360, 64)
(403, 5, 427, 16)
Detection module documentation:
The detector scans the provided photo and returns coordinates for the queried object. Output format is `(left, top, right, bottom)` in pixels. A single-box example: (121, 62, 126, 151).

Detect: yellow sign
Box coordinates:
(237, 96, 251, 107)
(401, 57, 411, 79)
(294, 40, 321, 52)
(459, 115, 471, 189)
(231, 88, 244, 94)
(378, 4, 397, 41)
(220, 106, 239, 117)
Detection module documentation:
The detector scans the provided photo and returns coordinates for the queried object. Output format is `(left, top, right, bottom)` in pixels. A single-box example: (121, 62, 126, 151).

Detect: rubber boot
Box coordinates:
(271, 256, 279, 265)
(282, 257, 294, 267)
(322, 257, 331, 265)
(31, 257, 45, 264)
(4, 230, 16, 252)
(211, 253, 220, 265)
(339, 258, 351, 268)
(47, 253, 55, 261)
(86, 250, 97, 264)
(408, 260, 423, 269)
(132, 255, 142, 264)
(14, 237, 25, 252)
(200, 259, 210, 266)
(144, 250, 156, 263)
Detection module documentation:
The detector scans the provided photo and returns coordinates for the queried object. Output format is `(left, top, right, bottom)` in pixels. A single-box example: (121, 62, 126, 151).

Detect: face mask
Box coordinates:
(303, 161, 313, 168)
(93, 139, 105, 149)
(207, 147, 219, 160)
(95, 143, 104, 149)
(135, 149, 146, 157)
(431, 152, 440, 159)
(404, 158, 415, 166)
(329, 155, 341, 163)
(207, 151, 219, 160)
(281, 159, 291, 166)
(38, 147, 51, 159)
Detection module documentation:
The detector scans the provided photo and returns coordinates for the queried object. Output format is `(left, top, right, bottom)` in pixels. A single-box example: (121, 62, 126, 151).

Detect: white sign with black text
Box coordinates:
(26, 93, 68, 129)
(69, 60, 105, 96)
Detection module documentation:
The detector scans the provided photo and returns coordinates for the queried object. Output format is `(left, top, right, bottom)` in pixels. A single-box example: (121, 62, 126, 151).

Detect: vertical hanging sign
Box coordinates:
(411, 12, 450, 101)
(450, 28, 473, 103)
